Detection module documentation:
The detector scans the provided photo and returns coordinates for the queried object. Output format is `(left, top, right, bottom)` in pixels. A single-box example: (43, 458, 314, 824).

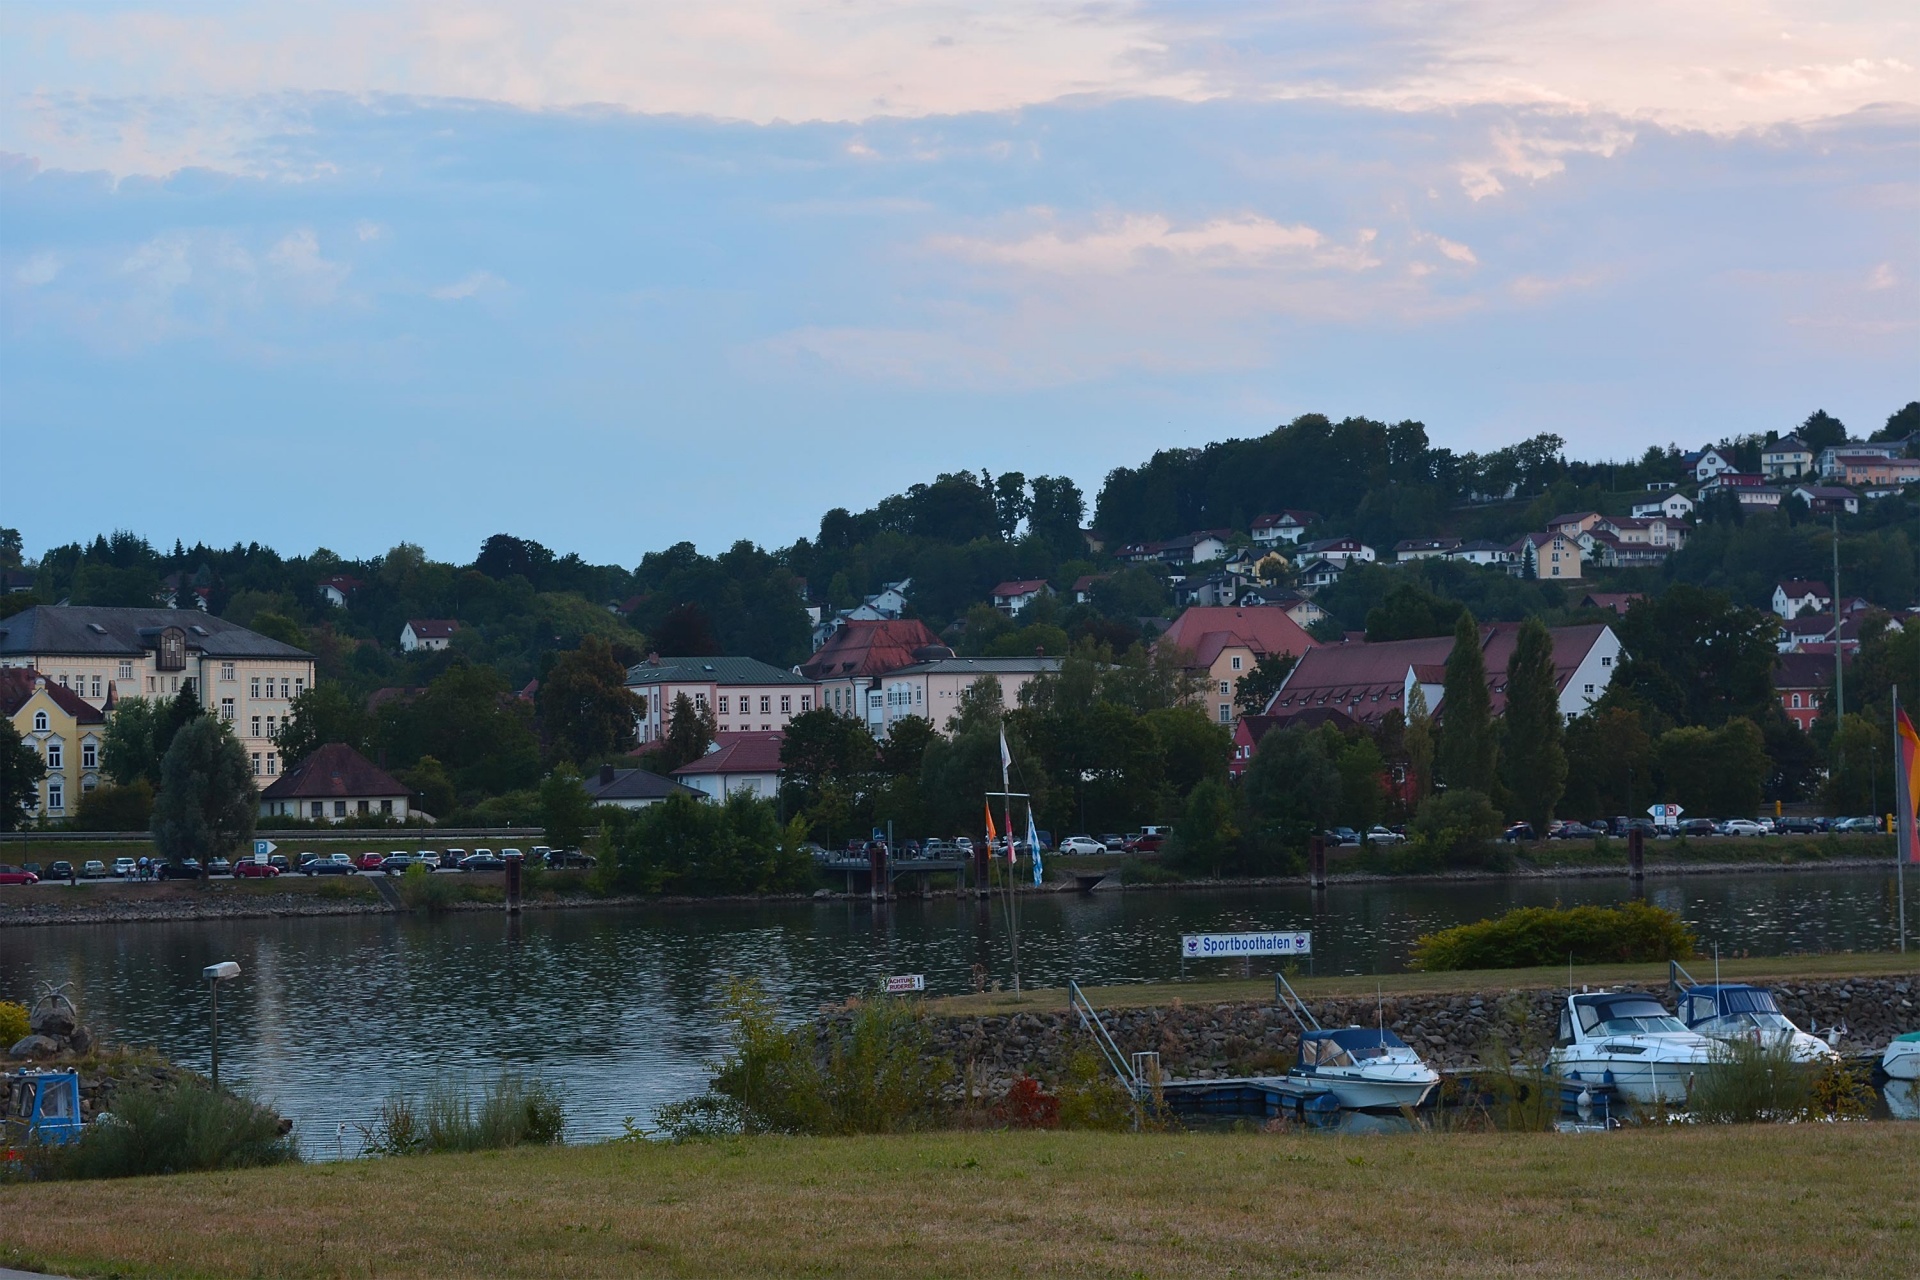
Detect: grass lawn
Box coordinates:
(2, 1125, 1915, 1278)
(932, 951, 1920, 1015)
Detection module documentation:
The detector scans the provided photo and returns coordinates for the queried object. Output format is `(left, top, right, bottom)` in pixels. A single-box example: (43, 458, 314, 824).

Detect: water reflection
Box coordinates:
(0, 868, 1908, 1154)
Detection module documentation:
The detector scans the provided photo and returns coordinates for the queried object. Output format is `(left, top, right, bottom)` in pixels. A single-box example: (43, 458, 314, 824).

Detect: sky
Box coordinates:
(3, 2, 1916, 565)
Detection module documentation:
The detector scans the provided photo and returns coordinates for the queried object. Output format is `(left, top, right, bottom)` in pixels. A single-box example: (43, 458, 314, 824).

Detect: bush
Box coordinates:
(1412, 902, 1697, 971)
(1407, 788, 1504, 868)
(0, 1001, 27, 1047)
(364, 1071, 565, 1155)
(48, 1082, 296, 1179)
(1687, 1037, 1809, 1124)
(1054, 1050, 1137, 1131)
(397, 861, 458, 912)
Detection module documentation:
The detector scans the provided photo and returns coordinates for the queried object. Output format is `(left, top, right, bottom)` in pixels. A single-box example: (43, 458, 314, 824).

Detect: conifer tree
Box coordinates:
(1503, 617, 1567, 835)
(1436, 609, 1498, 798)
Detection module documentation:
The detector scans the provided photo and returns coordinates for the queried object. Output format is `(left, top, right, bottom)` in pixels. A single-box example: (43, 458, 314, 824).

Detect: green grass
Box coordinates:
(930, 951, 1920, 1015)
(0, 1126, 1914, 1277)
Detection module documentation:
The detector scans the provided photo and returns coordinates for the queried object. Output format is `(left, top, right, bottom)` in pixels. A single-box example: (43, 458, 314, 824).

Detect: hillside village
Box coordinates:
(3, 404, 1918, 874)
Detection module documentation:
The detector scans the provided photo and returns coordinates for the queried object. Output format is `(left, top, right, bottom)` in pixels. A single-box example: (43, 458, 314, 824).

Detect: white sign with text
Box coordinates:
(1181, 932, 1312, 959)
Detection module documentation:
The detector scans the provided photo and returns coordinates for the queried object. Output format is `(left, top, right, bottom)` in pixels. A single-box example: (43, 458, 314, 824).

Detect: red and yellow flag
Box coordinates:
(1897, 708, 1920, 865)
(984, 801, 997, 844)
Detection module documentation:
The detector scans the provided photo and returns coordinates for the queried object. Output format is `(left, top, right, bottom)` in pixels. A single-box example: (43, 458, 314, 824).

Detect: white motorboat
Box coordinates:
(1548, 990, 1719, 1106)
(1883, 1032, 1920, 1082)
(1288, 1026, 1441, 1110)
(1672, 982, 1839, 1065)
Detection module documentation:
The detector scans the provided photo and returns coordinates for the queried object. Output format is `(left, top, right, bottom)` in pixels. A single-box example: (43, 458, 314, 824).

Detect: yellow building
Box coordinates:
(1, 668, 106, 822)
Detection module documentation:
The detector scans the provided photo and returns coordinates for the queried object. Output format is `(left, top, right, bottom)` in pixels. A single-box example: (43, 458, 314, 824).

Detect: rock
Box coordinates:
(30, 1002, 77, 1039)
(10, 1034, 62, 1059)
(68, 1025, 94, 1055)
(812, 888, 833, 899)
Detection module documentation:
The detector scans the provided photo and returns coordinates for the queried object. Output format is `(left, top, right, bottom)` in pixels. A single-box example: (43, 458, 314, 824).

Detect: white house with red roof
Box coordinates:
(990, 579, 1052, 616)
(1772, 580, 1832, 620)
(400, 619, 458, 652)
(1250, 511, 1319, 546)
(672, 732, 786, 800)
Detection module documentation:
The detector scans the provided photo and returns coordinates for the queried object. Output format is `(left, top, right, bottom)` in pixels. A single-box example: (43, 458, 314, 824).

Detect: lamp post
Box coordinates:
(202, 961, 240, 1089)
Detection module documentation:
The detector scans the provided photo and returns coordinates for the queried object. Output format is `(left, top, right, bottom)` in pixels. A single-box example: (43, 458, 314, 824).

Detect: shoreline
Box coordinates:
(0, 854, 1900, 929)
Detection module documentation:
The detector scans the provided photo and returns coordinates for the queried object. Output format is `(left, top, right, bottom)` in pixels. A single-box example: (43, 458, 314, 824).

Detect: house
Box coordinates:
(1070, 574, 1110, 605)
(1790, 485, 1861, 516)
(1580, 529, 1673, 570)
(801, 618, 945, 731)
(672, 732, 786, 800)
(581, 763, 703, 810)
(1761, 435, 1814, 481)
(1256, 590, 1324, 630)
(0, 668, 105, 822)
(259, 742, 413, 823)
(1392, 537, 1461, 562)
(400, 619, 458, 652)
(1699, 471, 1765, 498)
(1817, 442, 1905, 478)
(1114, 530, 1232, 567)
(1772, 653, 1832, 732)
(1632, 493, 1695, 521)
(1545, 512, 1604, 538)
(1296, 558, 1346, 590)
(1579, 592, 1643, 616)
(1776, 607, 1891, 655)
(990, 579, 1052, 616)
(1772, 580, 1832, 621)
(1174, 573, 1240, 608)
(1685, 447, 1739, 484)
(1229, 714, 1282, 779)
(1159, 606, 1319, 727)
(810, 579, 913, 647)
(1262, 622, 1622, 726)
(1250, 511, 1319, 546)
(1592, 514, 1688, 551)
(1294, 537, 1375, 565)
(870, 655, 1065, 737)
(0, 605, 314, 784)
(1735, 486, 1785, 511)
(158, 571, 211, 611)
(0, 568, 35, 596)
(317, 575, 363, 608)
(626, 656, 817, 743)
(1511, 531, 1583, 580)
(1446, 540, 1516, 568)
(1823, 454, 1920, 489)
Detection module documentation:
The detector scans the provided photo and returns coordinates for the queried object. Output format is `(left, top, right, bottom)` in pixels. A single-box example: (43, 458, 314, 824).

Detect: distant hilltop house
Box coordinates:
(1579, 592, 1643, 617)
(625, 655, 815, 742)
(318, 575, 363, 608)
(1262, 622, 1622, 727)
(672, 731, 787, 800)
(1115, 529, 1232, 567)
(0, 605, 313, 786)
(1772, 580, 1832, 621)
(1250, 511, 1319, 546)
(260, 742, 414, 823)
(1822, 453, 1920, 490)
(1158, 605, 1319, 727)
(811, 578, 912, 647)
(1772, 653, 1832, 733)
(1510, 531, 1583, 580)
(1393, 537, 1461, 562)
(990, 579, 1052, 616)
(1790, 485, 1861, 516)
(400, 619, 458, 652)
(1683, 447, 1740, 484)
(1631, 492, 1695, 521)
(1761, 435, 1814, 481)
(1294, 536, 1375, 565)
(1816, 441, 1906, 479)
(1445, 540, 1516, 568)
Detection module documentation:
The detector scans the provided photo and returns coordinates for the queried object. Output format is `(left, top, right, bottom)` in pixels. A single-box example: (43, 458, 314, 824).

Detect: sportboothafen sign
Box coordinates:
(1182, 931, 1312, 959)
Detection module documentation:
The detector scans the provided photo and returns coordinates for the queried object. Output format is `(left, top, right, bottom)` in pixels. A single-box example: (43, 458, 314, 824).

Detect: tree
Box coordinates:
(1655, 718, 1768, 818)
(101, 695, 168, 786)
(1234, 651, 1299, 715)
(1436, 610, 1498, 797)
(1169, 778, 1241, 878)
(274, 683, 371, 765)
(1797, 410, 1848, 454)
(1241, 723, 1339, 866)
(540, 767, 595, 849)
(0, 718, 46, 832)
(1605, 585, 1777, 730)
(1404, 683, 1434, 804)
(1870, 400, 1920, 444)
(652, 603, 721, 657)
(72, 780, 154, 831)
(155, 682, 204, 764)
(654, 692, 717, 773)
(1333, 733, 1385, 831)
(1503, 617, 1568, 835)
(401, 755, 457, 820)
(150, 717, 256, 865)
(378, 661, 541, 799)
(1563, 707, 1654, 819)
(539, 637, 642, 765)
(1822, 713, 1888, 815)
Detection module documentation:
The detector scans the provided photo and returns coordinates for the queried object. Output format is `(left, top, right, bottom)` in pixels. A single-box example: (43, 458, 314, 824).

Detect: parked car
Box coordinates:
(459, 852, 508, 873)
(232, 859, 280, 879)
(81, 860, 108, 879)
(302, 859, 354, 876)
(156, 860, 202, 880)
(0, 866, 40, 886)
(1553, 822, 1600, 840)
(354, 852, 385, 872)
(112, 857, 138, 878)
(1677, 818, 1718, 838)
(1129, 833, 1168, 854)
(1835, 816, 1884, 833)
(47, 860, 74, 880)
(546, 848, 596, 869)
(1363, 826, 1405, 845)
(1101, 834, 1126, 851)
(954, 837, 974, 854)
(1721, 818, 1768, 837)
(444, 848, 468, 865)
(379, 853, 418, 874)
(1058, 836, 1106, 856)
(328, 852, 355, 866)
(501, 848, 524, 862)
(1501, 823, 1535, 843)
(208, 857, 232, 875)
(1775, 816, 1821, 835)
(268, 854, 292, 873)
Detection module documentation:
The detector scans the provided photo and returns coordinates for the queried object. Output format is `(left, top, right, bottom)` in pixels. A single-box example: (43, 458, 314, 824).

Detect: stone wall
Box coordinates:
(919, 977, 1916, 1092)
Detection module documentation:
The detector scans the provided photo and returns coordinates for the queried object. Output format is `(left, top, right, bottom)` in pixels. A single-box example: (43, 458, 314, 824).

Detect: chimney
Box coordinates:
(600, 764, 616, 786)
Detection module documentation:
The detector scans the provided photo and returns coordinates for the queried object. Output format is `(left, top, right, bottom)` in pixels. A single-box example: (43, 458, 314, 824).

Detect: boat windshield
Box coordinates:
(1577, 996, 1688, 1037)
(1704, 1011, 1796, 1035)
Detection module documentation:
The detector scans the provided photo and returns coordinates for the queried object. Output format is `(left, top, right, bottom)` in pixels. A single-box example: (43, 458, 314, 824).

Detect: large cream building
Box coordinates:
(0, 606, 317, 784)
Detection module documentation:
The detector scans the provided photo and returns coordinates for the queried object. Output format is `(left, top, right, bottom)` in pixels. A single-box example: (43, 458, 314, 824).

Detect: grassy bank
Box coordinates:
(2, 1126, 1914, 1278)
(931, 951, 1920, 1015)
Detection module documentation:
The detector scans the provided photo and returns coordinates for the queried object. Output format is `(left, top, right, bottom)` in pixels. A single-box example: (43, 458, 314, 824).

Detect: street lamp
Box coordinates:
(202, 961, 240, 1089)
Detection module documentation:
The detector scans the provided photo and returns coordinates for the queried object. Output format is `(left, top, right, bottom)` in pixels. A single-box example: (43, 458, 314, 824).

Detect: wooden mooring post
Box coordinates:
(1627, 827, 1645, 884)
(1308, 835, 1327, 890)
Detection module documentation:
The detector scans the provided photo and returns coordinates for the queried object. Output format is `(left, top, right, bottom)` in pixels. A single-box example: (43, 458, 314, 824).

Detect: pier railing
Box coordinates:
(1274, 972, 1322, 1033)
(1068, 979, 1136, 1090)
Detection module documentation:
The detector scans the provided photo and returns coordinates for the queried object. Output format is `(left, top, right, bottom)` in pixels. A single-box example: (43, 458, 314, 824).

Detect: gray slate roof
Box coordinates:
(624, 656, 811, 686)
(0, 606, 313, 660)
(583, 768, 702, 802)
(886, 656, 1065, 677)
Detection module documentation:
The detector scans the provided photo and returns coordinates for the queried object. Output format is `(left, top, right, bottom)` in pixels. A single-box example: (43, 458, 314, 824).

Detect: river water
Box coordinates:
(3, 868, 1911, 1154)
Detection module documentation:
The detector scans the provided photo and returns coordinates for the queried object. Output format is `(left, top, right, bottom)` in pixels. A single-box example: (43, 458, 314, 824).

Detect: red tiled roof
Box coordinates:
(1158, 606, 1317, 671)
(1775, 580, 1828, 598)
(1580, 592, 1642, 615)
(671, 732, 785, 777)
(1772, 652, 1834, 692)
(0, 669, 105, 723)
(406, 619, 458, 639)
(260, 742, 410, 800)
(992, 579, 1050, 598)
(1252, 510, 1319, 529)
(801, 618, 943, 679)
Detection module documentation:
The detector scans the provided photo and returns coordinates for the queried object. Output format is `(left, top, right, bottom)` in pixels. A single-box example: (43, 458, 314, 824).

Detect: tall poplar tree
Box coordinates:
(1436, 609, 1498, 798)
(1503, 617, 1567, 835)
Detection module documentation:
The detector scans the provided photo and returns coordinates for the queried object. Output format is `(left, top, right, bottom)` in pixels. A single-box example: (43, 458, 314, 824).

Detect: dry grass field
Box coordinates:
(2, 1124, 1915, 1278)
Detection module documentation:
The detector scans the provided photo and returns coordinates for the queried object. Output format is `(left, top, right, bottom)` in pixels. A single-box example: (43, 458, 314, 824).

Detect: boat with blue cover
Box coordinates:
(1274, 974, 1440, 1110)
(1669, 976, 1838, 1065)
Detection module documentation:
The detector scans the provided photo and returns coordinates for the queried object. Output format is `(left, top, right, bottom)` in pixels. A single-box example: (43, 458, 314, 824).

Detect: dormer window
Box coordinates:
(157, 627, 187, 672)
(33, 710, 48, 732)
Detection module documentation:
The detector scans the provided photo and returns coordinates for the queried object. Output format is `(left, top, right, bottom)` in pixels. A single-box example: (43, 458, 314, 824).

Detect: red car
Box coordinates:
(354, 852, 385, 871)
(231, 860, 280, 879)
(0, 865, 40, 886)
(1128, 834, 1166, 854)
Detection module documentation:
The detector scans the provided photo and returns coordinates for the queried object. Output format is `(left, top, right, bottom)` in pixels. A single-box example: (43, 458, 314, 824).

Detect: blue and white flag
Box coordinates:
(1027, 806, 1044, 886)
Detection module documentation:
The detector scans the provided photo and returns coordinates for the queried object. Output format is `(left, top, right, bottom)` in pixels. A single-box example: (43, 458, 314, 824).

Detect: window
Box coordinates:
(1219, 681, 1230, 695)
(694, 693, 708, 709)
(250, 677, 261, 698)
(333, 800, 347, 818)
(800, 695, 811, 712)
(1584, 684, 1595, 694)
(251, 753, 261, 775)
(1791, 694, 1803, 709)
(118, 661, 133, 681)
(294, 678, 305, 696)
(221, 662, 236, 682)
(221, 697, 235, 721)
(32, 710, 47, 732)
(148, 676, 157, 692)
(380, 799, 393, 814)
(266, 716, 277, 736)
(250, 715, 261, 737)
(1601, 656, 1611, 667)
(718, 696, 730, 714)
(47, 781, 62, 812)
(90, 676, 102, 698)
(357, 800, 370, 815)
(82, 740, 97, 769)
(46, 741, 62, 769)
(280, 678, 290, 699)
(761, 724, 771, 732)
(760, 696, 771, 714)
(780, 695, 791, 713)
(157, 629, 186, 671)
(57, 674, 67, 687)
(720, 725, 730, 733)
(1219, 704, 1231, 724)
(266, 753, 277, 776)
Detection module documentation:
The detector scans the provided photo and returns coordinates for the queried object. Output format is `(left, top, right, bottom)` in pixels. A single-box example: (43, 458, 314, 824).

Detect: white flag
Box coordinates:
(999, 726, 1013, 772)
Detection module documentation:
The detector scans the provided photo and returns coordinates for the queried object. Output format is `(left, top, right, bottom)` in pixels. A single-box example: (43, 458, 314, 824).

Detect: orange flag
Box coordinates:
(984, 800, 997, 844)
(1897, 708, 1920, 865)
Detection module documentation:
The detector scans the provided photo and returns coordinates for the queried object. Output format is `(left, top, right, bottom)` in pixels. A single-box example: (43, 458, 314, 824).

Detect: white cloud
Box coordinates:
(430, 270, 505, 300)
(14, 251, 60, 285)
(1456, 120, 1636, 200)
(933, 213, 1376, 274)
(1868, 262, 1898, 290)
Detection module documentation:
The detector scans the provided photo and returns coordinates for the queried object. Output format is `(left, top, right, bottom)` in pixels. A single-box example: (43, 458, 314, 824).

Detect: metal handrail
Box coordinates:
(1068, 979, 1136, 1089)
(1274, 972, 1321, 1033)
(1667, 959, 1701, 1002)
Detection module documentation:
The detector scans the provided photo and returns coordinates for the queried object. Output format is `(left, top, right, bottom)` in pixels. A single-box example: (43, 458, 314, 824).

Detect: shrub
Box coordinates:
(1412, 902, 1696, 971)
(1688, 1037, 1809, 1124)
(994, 1077, 1061, 1129)
(49, 1082, 296, 1179)
(1054, 1051, 1137, 1131)
(397, 861, 458, 912)
(364, 1072, 565, 1155)
(0, 1001, 27, 1047)
(1407, 788, 1504, 868)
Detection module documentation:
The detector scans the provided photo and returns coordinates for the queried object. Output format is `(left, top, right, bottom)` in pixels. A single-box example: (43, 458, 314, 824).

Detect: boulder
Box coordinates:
(10, 1034, 62, 1059)
(68, 1025, 94, 1055)
(30, 1001, 77, 1039)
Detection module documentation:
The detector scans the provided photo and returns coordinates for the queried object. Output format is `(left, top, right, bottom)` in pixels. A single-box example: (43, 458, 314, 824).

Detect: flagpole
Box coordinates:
(1001, 721, 1020, 997)
(1895, 685, 1908, 954)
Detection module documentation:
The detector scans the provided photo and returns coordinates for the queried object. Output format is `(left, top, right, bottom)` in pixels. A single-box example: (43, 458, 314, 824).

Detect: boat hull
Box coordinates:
(1290, 1067, 1439, 1110)
(1550, 1053, 1712, 1106)
(1884, 1040, 1920, 1082)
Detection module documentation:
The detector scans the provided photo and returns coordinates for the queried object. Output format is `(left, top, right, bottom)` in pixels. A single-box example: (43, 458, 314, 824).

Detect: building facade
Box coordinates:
(626, 656, 817, 743)
(0, 668, 104, 822)
(258, 742, 412, 822)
